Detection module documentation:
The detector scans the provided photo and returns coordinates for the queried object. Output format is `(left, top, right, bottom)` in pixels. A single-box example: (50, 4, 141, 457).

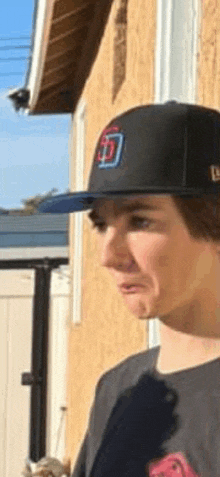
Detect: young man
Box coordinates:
(40, 102, 220, 476)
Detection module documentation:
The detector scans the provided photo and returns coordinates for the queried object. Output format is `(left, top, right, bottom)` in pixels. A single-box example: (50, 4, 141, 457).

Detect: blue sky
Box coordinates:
(0, 1, 70, 209)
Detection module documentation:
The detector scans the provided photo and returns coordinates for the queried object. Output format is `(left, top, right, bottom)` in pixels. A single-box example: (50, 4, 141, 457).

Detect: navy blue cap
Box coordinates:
(38, 101, 220, 213)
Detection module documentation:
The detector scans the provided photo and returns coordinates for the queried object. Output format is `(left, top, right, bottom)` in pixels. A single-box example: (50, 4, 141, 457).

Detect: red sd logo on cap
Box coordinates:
(95, 125, 125, 169)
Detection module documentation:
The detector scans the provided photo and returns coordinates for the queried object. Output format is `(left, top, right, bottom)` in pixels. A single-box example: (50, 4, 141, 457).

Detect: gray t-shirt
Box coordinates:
(151, 348, 220, 476)
(72, 346, 220, 477)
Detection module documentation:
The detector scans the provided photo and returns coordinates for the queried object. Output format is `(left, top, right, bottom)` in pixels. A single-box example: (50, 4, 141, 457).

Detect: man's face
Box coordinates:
(88, 195, 218, 326)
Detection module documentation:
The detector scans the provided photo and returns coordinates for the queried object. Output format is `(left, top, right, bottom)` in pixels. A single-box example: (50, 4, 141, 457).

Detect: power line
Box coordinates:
(0, 36, 30, 41)
(0, 57, 28, 62)
(0, 45, 30, 51)
(0, 37, 30, 83)
(0, 72, 23, 76)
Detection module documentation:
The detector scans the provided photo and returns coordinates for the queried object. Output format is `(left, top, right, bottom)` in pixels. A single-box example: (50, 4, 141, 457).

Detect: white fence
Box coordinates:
(0, 266, 69, 477)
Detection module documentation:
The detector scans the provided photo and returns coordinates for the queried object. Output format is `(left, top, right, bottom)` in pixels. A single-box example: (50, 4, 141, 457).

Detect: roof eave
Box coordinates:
(27, 0, 56, 114)
(9, 0, 114, 115)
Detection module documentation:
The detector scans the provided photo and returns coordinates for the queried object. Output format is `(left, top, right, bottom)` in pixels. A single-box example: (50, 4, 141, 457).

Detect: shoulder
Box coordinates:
(96, 346, 160, 399)
(87, 347, 161, 452)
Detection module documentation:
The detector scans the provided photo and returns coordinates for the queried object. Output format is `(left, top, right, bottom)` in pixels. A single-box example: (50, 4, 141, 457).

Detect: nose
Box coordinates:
(99, 226, 134, 270)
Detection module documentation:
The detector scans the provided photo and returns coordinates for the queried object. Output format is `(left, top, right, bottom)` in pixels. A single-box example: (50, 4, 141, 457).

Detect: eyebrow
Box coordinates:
(88, 201, 162, 223)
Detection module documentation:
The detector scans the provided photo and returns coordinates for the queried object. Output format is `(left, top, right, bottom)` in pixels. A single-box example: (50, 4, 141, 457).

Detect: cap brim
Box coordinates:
(38, 192, 99, 213)
(37, 187, 207, 214)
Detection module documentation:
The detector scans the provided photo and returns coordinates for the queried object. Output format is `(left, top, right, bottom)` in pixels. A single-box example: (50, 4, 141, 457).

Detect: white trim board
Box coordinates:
(155, 0, 200, 104)
(27, 0, 55, 111)
(148, 0, 200, 349)
(72, 100, 86, 324)
(0, 246, 68, 260)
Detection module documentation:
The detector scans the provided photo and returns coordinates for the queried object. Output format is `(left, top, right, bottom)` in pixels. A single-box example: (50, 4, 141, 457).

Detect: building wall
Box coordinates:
(197, 0, 220, 109)
(67, 0, 156, 463)
(65, 0, 220, 467)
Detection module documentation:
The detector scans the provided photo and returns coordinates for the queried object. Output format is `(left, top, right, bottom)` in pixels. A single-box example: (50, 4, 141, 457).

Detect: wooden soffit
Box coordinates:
(27, 0, 114, 114)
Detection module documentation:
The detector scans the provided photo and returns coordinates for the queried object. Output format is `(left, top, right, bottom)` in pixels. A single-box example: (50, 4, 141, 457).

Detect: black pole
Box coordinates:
(29, 259, 51, 462)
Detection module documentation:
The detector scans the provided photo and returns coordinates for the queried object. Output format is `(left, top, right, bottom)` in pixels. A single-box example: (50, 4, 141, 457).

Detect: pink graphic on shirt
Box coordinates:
(147, 452, 199, 476)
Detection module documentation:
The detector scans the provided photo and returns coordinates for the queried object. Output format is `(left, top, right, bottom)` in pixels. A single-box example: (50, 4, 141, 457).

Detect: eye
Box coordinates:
(91, 219, 107, 233)
(130, 215, 154, 230)
(91, 215, 155, 233)
(89, 215, 154, 233)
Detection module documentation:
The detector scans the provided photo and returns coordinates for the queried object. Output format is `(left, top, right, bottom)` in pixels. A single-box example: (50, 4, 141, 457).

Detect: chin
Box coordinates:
(124, 295, 158, 320)
(137, 309, 157, 320)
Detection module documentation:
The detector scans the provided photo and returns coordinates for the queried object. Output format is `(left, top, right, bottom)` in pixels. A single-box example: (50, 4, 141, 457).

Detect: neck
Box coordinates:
(156, 320, 220, 375)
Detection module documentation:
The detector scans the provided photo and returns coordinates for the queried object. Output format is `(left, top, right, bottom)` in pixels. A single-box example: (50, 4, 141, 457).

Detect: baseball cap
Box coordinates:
(38, 101, 220, 213)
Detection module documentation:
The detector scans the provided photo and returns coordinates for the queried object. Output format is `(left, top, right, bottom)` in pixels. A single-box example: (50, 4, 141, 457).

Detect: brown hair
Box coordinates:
(172, 194, 220, 242)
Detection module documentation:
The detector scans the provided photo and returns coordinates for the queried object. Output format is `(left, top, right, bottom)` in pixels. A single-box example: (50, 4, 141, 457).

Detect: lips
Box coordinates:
(118, 283, 145, 294)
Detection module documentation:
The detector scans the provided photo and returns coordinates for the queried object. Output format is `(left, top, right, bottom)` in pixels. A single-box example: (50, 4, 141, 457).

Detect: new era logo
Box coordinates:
(210, 165, 220, 182)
